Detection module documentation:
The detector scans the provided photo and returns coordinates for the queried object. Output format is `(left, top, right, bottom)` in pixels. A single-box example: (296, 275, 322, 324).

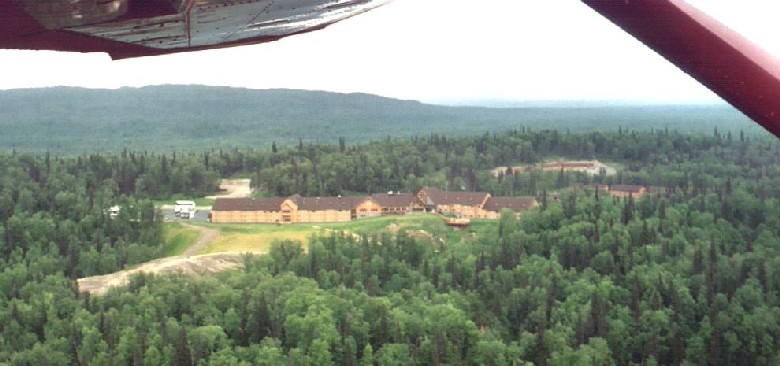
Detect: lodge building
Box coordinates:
(607, 184, 647, 198)
(211, 188, 537, 224)
(540, 161, 597, 172)
(415, 187, 537, 219)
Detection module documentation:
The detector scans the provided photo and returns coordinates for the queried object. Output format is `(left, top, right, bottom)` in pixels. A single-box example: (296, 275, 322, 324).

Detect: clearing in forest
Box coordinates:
(199, 214, 498, 254)
(77, 253, 245, 295)
(78, 222, 229, 295)
(78, 214, 497, 295)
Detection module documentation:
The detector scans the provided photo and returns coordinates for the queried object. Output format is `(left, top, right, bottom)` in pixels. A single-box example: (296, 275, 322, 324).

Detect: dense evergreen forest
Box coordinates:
(1, 127, 779, 365)
(0, 86, 761, 154)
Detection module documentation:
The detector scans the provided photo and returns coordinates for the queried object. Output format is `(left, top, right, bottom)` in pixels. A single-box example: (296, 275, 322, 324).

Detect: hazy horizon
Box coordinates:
(0, 84, 734, 109)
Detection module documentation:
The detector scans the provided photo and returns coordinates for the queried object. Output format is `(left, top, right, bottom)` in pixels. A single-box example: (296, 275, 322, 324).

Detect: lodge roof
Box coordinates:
(370, 193, 415, 207)
(212, 196, 366, 212)
(215, 193, 418, 213)
(292, 195, 366, 211)
(609, 184, 646, 193)
(484, 196, 537, 213)
(212, 197, 286, 212)
(422, 187, 490, 206)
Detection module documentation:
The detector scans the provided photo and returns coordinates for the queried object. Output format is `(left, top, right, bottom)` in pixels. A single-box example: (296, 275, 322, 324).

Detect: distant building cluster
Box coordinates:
(211, 188, 537, 224)
(540, 161, 602, 174)
(570, 183, 665, 198)
(491, 160, 616, 178)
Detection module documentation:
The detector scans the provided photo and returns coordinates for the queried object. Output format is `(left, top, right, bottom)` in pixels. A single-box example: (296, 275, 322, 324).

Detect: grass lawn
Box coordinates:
(201, 227, 313, 254)
(198, 214, 498, 254)
(161, 222, 202, 256)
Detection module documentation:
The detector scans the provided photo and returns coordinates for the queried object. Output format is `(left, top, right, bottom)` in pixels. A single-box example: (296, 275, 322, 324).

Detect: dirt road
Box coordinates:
(80, 180, 256, 296)
(181, 223, 218, 257)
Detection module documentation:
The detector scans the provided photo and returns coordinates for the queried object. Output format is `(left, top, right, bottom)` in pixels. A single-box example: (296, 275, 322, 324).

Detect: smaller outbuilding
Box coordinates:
(607, 185, 647, 198)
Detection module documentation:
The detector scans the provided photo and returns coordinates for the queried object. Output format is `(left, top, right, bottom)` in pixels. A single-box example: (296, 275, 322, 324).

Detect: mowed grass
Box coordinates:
(198, 214, 499, 254)
(161, 222, 202, 256)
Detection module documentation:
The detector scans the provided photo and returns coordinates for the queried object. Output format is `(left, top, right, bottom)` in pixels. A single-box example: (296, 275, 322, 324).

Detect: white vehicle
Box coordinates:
(174, 200, 197, 219)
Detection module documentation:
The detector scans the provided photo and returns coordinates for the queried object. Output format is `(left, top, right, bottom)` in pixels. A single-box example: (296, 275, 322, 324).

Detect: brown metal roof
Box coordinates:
(484, 197, 537, 213)
(212, 197, 286, 211)
(370, 193, 414, 207)
(214, 195, 370, 212)
(609, 185, 646, 194)
(422, 187, 490, 206)
(292, 196, 366, 211)
(570, 183, 607, 191)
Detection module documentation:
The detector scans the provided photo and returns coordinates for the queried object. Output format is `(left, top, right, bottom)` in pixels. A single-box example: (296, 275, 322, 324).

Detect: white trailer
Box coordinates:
(174, 200, 197, 219)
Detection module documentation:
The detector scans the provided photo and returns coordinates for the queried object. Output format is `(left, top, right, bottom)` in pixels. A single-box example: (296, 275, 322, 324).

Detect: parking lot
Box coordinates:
(160, 208, 211, 223)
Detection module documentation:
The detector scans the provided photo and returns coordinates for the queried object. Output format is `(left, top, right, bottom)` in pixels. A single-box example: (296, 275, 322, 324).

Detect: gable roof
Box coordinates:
(215, 194, 420, 212)
(484, 196, 537, 213)
(292, 196, 366, 211)
(370, 193, 414, 207)
(609, 184, 646, 193)
(212, 197, 286, 212)
(421, 187, 490, 206)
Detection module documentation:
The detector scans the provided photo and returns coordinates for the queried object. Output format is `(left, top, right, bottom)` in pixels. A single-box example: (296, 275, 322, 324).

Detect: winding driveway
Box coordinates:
(181, 223, 219, 257)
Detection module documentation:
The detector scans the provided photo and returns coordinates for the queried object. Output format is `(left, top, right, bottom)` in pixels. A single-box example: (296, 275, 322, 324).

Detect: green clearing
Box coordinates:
(198, 214, 498, 254)
(160, 222, 202, 256)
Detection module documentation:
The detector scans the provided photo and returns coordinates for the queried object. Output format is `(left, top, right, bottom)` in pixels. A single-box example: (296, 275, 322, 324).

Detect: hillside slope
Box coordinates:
(0, 85, 758, 154)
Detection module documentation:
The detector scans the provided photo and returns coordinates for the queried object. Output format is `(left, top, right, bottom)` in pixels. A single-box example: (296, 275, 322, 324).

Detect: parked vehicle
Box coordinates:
(174, 200, 197, 219)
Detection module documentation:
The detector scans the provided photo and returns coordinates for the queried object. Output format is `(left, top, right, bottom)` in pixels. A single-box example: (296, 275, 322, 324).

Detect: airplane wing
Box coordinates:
(0, 0, 390, 59)
(583, 0, 780, 138)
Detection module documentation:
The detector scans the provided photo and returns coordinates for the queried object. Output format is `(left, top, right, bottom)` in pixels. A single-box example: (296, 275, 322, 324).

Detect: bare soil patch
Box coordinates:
(78, 224, 234, 295)
(77, 253, 245, 295)
(206, 178, 252, 199)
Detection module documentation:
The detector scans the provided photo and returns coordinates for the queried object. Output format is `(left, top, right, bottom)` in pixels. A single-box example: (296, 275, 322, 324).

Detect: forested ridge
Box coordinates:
(0, 85, 761, 154)
(1, 127, 779, 365)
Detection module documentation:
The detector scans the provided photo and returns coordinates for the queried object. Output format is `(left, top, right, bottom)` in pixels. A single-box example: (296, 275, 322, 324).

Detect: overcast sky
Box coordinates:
(0, 0, 778, 105)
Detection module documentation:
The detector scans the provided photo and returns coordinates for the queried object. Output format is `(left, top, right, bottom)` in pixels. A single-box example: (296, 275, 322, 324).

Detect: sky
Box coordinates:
(0, 0, 778, 105)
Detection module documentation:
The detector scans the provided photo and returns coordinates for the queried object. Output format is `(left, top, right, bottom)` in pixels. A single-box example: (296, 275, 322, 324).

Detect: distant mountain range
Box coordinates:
(0, 85, 761, 154)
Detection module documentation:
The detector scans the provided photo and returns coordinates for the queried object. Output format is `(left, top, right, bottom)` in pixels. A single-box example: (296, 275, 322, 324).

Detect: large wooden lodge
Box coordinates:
(211, 188, 537, 224)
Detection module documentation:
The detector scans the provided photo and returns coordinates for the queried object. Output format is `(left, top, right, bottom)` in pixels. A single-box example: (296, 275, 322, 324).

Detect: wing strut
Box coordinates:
(583, 0, 780, 138)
